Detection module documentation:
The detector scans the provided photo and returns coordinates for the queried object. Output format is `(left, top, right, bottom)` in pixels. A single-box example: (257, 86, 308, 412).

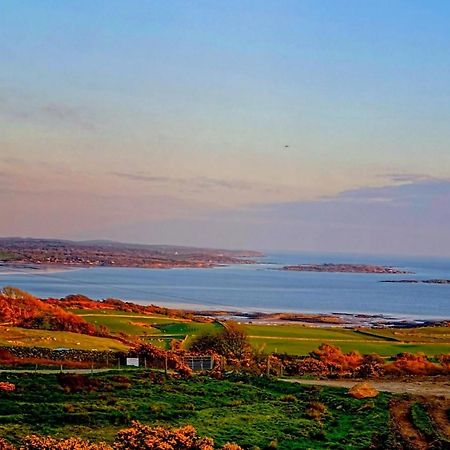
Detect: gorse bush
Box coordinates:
(2, 422, 242, 450)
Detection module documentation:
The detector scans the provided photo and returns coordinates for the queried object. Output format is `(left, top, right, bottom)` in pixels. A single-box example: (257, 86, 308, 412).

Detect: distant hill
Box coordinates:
(0, 237, 263, 269)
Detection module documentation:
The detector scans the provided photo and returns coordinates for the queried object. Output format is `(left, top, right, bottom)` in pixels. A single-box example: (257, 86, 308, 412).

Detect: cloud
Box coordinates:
(0, 90, 95, 130)
(111, 171, 257, 191)
(380, 172, 439, 184)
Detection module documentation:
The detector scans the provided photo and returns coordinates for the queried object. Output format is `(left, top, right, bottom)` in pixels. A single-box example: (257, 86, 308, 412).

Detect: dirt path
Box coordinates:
(427, 399, 450, 439)
(283, 378, 450, 398)
(390, 399, 429, 450)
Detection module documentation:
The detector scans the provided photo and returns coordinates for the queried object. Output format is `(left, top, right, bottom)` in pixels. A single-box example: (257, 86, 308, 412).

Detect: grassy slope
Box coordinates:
(0, 371, 391, 449)
(0, 327, 128, 351)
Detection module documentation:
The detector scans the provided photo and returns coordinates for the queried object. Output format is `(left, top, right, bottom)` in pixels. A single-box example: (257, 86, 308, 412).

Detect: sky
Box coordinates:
(1, 0, 450, 255)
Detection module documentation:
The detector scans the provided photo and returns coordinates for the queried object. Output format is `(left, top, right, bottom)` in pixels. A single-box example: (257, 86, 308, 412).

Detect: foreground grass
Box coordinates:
(0, 371, 391, 449)
(0, 327, 128, 351)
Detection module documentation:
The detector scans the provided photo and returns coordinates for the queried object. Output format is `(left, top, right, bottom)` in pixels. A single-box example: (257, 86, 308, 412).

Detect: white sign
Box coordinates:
(126, 357, 139, 367)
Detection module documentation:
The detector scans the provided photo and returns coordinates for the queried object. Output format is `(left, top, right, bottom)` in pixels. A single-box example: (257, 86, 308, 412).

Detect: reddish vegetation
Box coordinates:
(47, 294, 208, 322)
(0, 382, 15, 392)
(5, 422, 242, 449)
(283, 344, 450, 378)
(0, 287, 100, 335)
(114, 421, 215, 450)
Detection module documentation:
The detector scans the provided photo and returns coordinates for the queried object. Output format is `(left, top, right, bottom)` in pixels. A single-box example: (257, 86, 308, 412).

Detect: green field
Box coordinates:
(0, 327, 128, 351)
(0, 370, 392, 449)
(70, 310, 450, 356)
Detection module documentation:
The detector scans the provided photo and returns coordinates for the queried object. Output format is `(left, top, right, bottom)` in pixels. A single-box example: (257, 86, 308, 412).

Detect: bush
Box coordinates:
(21, 436, 111, 450)
(113, 421, 214, 450)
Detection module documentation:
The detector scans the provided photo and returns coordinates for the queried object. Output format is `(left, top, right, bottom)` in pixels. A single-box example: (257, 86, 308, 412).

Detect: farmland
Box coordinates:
(74, 310, 450, 356)
(0, 327, 128, 351)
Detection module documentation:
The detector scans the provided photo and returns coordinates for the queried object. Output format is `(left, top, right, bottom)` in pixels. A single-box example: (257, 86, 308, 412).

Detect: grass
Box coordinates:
(250, 338, 450, 356)
(244, 324, 375, 340)
(0, 371, 392, 449)
(72, 309, 450, 356)
(0, 327, 128, 351)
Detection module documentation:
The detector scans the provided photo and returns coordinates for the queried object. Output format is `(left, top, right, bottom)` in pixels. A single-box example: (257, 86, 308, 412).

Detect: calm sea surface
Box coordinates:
(1, 252, 449, 319)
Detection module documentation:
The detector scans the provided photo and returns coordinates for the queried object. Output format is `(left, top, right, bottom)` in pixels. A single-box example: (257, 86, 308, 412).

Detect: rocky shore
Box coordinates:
(281, 263, 412, 274)
(380, 279, 450, 284)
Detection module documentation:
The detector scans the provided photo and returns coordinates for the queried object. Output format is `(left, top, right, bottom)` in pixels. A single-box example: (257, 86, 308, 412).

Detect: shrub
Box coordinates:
(0, 438, 14, 450)
(0, 382, 15, 392)
(21, 436, 112, 449)
(57, 374, 101, 393)
(113, 421, 214, 450)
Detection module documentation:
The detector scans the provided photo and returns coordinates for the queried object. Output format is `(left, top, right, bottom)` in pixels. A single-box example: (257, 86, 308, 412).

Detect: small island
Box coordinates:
(281, 263, 412, 274)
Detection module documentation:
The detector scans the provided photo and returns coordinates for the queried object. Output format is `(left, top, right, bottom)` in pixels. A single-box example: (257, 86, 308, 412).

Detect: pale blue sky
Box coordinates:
(1, 1, 450, 254)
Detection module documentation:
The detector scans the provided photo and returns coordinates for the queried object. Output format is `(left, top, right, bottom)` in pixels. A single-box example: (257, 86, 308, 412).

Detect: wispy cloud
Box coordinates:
(111, 171, 257, 191)
(380, 172, 440, 184)
(0, 90, 95, 130)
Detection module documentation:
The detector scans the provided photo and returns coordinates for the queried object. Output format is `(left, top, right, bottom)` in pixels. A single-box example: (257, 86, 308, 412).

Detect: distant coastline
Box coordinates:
(0, 237, 263, 270)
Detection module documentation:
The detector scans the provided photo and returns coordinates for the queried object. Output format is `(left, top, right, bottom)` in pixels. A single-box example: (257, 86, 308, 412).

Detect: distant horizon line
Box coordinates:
(1, 235, 448, 260)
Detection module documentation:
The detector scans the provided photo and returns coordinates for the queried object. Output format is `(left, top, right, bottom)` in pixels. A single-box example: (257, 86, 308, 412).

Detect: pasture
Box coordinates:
(0, 327, 128, 351)
(73, 309, 450, 356)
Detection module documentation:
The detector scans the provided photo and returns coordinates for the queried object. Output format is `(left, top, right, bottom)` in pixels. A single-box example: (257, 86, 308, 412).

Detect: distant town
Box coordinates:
(0, 238, 263, 270)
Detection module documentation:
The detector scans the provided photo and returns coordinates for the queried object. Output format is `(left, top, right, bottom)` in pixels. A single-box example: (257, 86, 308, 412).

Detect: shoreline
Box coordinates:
(126, 298, 449, 328)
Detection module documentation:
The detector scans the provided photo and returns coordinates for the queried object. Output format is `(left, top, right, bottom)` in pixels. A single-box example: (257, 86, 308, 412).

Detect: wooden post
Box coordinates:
(164, 354, 168, 376)
(144, 357, 147, 369)
(266, 356, 270, 377)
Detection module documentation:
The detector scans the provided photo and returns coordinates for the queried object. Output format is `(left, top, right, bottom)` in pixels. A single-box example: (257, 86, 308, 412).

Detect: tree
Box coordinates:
(190, 322, 250, 360)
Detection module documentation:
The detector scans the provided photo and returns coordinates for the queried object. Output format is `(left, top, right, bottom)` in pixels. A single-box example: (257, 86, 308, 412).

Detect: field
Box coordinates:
(0, 327, 128, 351)
(76, 310, 223, 349)
(0, 370, 392, 449)
(74, 310, 450, 356)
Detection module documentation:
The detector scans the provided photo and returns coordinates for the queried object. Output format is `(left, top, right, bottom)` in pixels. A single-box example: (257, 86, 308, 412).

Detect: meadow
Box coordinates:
(74, 310, 450, 356)
(0, 370, 392, 449)
(0, 327, 128, 351)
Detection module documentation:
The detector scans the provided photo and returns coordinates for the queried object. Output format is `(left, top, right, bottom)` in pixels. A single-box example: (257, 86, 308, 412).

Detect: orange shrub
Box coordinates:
(0, 382, 15, 392)
(113, 421, 214, 450)
(21, 436, 111, 449)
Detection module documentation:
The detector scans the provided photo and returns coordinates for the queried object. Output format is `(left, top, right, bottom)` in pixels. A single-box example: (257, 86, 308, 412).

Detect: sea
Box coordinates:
(0, 252, 449, 320)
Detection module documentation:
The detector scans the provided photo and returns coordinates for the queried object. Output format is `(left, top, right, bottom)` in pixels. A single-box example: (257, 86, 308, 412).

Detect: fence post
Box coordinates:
(164, 354, 168, 376)
(266, 356, 270, 377)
